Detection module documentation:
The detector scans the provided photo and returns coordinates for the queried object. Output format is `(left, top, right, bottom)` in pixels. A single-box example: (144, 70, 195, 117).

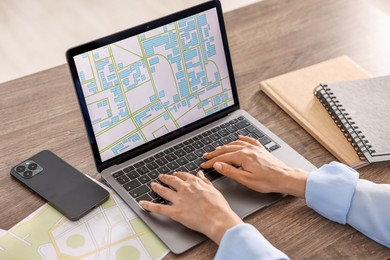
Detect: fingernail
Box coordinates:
(214, 162, 222, 170)
(198, 170, 204, 176)
(139, 201, 145, 207)
(203, 152, 208, 156)
(151, 182, 157, 187)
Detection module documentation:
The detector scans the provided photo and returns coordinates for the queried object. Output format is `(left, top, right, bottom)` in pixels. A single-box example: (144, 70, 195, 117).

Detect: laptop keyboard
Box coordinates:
(112, 116, 280, 205)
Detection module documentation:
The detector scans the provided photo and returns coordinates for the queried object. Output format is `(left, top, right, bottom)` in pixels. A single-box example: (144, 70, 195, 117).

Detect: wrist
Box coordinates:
(281, 167, 309, 198)
(208, 212, 243, 245)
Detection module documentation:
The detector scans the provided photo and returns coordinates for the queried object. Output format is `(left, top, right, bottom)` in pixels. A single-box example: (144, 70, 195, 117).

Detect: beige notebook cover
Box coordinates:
(259, 56, 370, 169)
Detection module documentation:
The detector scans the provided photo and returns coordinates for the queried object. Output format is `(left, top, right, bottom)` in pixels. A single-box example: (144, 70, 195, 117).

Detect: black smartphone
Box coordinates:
(10, 150, 109, 221)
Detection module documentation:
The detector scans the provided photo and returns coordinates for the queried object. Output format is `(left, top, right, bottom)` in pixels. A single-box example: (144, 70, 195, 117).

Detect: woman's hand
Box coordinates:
(139, 171, 243, 244)
(201, 135, 308, 198)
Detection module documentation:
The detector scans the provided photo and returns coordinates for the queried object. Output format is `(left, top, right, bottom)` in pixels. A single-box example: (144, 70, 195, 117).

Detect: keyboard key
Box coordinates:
(221, 136, 232, 144)
(209, 133, 221, 141)
(165, 153, 178, 161)
(238, 129, 250, 136)
(183, 145, 195, 153)
(174, 149, 186, 157)
(269, 144, 280, 151)
(112, 170, 124, 178)
(227, 125, 238, 133)
(213, 126, 222, 132)
(123, 167, 132, 173)
(246, 126, 265, 138)
(146, 161, 159, 170)
(148, 170, 159, 179)
(174, 143, 184, 149)
(229, 118, 239, 124)
(136, 193, 152, 202)
(167, 161, 180, 170)
(125, 165, 135, 172)
(153, 196, 166, 204)
(212, 140, 223, 148)
(176, 166, 187, 172)
(218, 129, 229, 136)
(126, 170, 139, 180)
(200, 137, 212, 145)
(220, 122, 230, 128)
(164, 148, 174, 155)
(228, 133, 239, 141)
(136, 166, 149, 175)
(194, 148, 205, 157)
(123, 179, 141, 191)
(154, 152, 165, 159)
(133, 161, 145, 168)
(129, 185, 150, 198)
(138, 175, 151, 184)
(192, 141, 203, 149)
(143, 157, 154, 163)
(177, 157, 189, 166)
(185, 153, 197, 161)
(203, 145, 214, 153)
(148, 191, 158, 199)
(157, 165, 170, 174)
(238, 116, 245, 121)
(195, 157, 206, 165)
(155, 157, 168, 166)
(185, 162, 198, 171)
(235, 120, 250, 129)
(259, 136, 271, 145)
(116, 175, 130, 184)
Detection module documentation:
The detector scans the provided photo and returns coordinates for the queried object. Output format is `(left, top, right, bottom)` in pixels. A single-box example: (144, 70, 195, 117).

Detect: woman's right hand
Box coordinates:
(201, 135, 309, 198)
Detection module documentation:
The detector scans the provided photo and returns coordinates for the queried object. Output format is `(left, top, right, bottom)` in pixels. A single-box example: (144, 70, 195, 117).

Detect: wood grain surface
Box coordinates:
(1, 0, 389, 258)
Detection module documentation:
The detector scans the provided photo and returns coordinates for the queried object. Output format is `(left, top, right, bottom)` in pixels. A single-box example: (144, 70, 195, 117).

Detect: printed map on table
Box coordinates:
(73, 8, 234, 162)
(0, 191, 168, 259)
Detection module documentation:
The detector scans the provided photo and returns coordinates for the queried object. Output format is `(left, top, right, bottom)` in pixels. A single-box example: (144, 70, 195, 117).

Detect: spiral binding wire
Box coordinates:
(314, 84, 375, 159)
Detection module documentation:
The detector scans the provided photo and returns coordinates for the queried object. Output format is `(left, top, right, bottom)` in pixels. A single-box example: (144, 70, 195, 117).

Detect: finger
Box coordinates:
(203, 144, 246, 160)
(238, 135, 262, 147)
(201, 151, 246, 169)
(213, 162, 252, 183)
(151, 182, 177, 202)
(139, 200, 173, 217)
(196, 170, 212, 184)
(158, 174, 185, 191)
(172, 171, 193, 181)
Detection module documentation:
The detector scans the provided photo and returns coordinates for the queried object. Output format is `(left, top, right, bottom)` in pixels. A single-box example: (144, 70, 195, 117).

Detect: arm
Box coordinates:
(204, 136, 390, 248)
(306, 162, 390, 247)
(216, 223, 288, 260)
(139, 171, 289, 258)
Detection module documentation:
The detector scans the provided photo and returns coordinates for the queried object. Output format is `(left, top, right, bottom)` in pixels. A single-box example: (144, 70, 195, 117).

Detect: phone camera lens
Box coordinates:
(28, 163, 38, 170)
(23, 171, 33, 178)
(16, 165, 26, 172)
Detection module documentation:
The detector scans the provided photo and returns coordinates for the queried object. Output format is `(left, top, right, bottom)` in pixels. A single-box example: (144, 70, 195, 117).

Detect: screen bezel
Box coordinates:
(66, 0, 239, 172)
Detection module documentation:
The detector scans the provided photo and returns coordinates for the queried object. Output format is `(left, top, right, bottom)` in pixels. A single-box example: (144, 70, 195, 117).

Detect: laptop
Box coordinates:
(66, 0, 316, 254)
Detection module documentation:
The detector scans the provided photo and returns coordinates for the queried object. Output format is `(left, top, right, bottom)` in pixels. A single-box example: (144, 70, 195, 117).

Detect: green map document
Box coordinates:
(0, 190, 168, 259)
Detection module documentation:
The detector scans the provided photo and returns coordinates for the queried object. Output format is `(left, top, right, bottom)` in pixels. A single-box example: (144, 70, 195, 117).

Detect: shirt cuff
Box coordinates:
(305, 161, 359, 224)
(215, 223, 289, 260)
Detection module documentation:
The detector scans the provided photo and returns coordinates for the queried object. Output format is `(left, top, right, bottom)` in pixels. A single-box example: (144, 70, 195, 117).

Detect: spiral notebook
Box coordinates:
(259, 56, 373, 168)
(314, 76, 390, 163)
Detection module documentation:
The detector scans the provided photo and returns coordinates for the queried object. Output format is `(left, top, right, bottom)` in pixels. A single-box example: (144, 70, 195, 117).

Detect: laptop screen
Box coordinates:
(69, 3, 238, 167)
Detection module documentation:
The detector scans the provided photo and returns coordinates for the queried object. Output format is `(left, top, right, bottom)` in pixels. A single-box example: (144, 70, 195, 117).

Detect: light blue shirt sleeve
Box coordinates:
(306, 161, 390, 247)
(215, 223, 289, 260)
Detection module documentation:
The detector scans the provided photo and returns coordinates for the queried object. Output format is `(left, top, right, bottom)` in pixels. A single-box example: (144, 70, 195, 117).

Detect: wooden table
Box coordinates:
(1, 0, 389, 258)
